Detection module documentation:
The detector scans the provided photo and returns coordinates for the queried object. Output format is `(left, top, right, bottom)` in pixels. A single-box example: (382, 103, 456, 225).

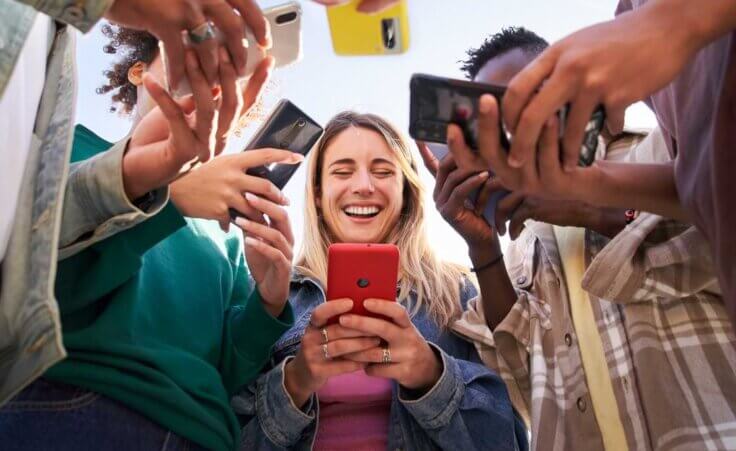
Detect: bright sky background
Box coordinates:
(74, 0, 656, 266)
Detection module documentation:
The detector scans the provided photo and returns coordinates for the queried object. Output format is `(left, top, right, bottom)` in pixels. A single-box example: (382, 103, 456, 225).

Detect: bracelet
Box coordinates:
(470, 253, 504, 273)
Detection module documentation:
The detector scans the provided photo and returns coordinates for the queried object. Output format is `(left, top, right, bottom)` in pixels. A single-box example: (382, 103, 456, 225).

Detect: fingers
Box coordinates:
(339, 313, 401, 342)
(231, 0, 271, 49)
(446, 124, 479, 170)
(324, 337, 382, 360)
(240, 56, 274, 118)
(356, 0, 400, 13)
(185, 51, 217, 163)
(344, 346, 404, 364)
(605, 106, 625, 135)
(310, 299, 355, 328)
(506, 66, 574, 169)
(433, 151, 457, 202)
(362, 299, 412, 328)
(443, 172, 489, 215)
(416, 140, 439, 178)
(562, 96, 598, 171)
(508, 201, 533, 240)
(494, 190, 525, 235)
(244, 192, 294, 245)
(475, 95, 508, 180)
(538, 116, 562, 179)
(235, 211, 293, 261)
(244, 234, 290, 274)
(159, 31, 187, 90)
(235, 148, 305, 170)
(214, 47, 242, 155)
(502, 48, 557, 133)
(205, 2, 247, 76)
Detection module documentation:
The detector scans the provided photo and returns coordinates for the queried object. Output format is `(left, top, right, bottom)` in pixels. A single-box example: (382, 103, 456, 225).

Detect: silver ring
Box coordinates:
(188, 22, 216, 44)
(382, 346, 391, 364)
(322, 343, 331, 360)
(321, 328, 329, 344)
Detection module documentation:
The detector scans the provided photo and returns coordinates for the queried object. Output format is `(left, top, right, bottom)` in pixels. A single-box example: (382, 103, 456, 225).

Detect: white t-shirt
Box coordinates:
(0, 13, 53, 260)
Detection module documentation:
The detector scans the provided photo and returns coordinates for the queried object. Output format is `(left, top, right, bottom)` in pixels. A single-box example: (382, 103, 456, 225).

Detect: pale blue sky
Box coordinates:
(74, 0, 656, 265)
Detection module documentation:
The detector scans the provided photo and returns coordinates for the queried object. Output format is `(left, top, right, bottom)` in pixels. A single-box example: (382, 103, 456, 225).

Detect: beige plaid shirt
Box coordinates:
(453, 129, 736, 450)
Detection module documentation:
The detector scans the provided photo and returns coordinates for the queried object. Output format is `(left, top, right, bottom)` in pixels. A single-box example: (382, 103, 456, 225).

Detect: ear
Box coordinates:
(128, 61, 147, 86)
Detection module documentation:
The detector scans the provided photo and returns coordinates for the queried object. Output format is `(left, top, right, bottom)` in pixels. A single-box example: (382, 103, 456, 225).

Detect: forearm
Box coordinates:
(580, 160, 689, 222)
(16, 0, 113, 32)
(283, 361, 313, 409)
(649, 0, 736, 51)
(468, 242, 517, 330)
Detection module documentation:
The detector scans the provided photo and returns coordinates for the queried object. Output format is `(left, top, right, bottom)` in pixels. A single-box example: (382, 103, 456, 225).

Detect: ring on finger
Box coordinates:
(188, 22, 216, 44)
(322, 344, 331, 360)
(321, 328, 329, 344)
(382, 346, 391, 364)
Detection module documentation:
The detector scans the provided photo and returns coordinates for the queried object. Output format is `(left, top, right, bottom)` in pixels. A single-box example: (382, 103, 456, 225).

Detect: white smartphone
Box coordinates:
(160, 1, 303, 97)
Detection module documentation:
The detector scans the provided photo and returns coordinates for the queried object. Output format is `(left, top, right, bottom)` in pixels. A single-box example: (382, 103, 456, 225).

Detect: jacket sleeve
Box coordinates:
(15, 0, 113, 32)
(396, 338, 526, 451)
(231, 357, 319, 450)
(59, 138, 169, 259)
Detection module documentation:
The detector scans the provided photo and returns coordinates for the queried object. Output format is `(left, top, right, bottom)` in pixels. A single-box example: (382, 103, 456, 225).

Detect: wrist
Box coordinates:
(409, 345, 443, 394)
(283, 361, 313, 409)
(468, 240, 502, 268)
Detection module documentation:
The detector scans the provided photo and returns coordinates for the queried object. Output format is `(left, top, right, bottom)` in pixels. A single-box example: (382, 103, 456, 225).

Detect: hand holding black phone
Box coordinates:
(229, 99, 323, 220)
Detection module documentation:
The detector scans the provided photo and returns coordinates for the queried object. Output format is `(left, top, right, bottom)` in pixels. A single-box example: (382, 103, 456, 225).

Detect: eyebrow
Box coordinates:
(328, 157, 397, 168)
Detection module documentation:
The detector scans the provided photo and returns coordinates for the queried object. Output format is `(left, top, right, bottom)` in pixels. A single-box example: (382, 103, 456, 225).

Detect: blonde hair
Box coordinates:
(295, 111, 469, 328)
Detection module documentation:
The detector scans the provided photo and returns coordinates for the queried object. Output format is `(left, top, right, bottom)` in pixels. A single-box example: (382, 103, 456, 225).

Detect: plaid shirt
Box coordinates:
(453, 129, 736, 450)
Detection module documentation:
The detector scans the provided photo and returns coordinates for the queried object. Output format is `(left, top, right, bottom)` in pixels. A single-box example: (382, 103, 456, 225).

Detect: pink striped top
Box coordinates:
(313, 370, 392, 451)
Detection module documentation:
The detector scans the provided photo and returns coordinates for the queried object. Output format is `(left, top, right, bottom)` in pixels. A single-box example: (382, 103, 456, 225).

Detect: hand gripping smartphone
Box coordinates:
(326, 0, 410, 55)
(326, 243, 399, 324)
(160, 1, 303, 97)
(228, 99, 323, 220)
(409, 73, 606, 228)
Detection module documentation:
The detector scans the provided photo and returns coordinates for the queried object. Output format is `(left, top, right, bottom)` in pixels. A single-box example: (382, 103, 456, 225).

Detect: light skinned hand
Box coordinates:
(105, 0, 271, 88)
(340, 299, 443, 392)
(284, 299, 380, 407)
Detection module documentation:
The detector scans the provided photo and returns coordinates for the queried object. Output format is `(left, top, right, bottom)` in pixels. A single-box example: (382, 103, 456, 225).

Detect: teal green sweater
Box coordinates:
(46, 125, 293, 451)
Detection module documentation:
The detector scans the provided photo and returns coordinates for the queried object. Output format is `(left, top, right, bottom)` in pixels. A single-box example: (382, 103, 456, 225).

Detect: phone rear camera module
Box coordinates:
(381, 18, 397, 50)
(357, 278, 370, 288)
(296, 119, 306, 128)
(275, 12, 297, 25)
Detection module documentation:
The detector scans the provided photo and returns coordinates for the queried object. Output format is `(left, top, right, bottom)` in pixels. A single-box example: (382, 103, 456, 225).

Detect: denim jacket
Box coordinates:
(232, 273, 528, 451)
(0, 0, 167, 405)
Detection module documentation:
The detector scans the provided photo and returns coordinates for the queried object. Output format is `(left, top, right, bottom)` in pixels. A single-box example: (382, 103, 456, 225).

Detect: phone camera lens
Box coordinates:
(275, 12, 297, 25)
(381, 18, 397, 50)
(357, 278, 370, 288)
(296, 119, 306, 128)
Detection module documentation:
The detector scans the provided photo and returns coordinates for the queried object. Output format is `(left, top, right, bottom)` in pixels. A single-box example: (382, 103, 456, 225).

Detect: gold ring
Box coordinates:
(382, 346, 391, 364)
(322, 343, 331, 360)
(321, 328, 329, 344)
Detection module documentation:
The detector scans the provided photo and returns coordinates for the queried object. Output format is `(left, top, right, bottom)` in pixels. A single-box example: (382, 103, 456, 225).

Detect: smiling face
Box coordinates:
(317, 126, 405, 244)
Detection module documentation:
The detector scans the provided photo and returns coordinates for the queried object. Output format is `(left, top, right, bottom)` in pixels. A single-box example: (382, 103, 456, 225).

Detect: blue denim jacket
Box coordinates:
(232, 274, 528, 451)
(0, 0, 166, 405)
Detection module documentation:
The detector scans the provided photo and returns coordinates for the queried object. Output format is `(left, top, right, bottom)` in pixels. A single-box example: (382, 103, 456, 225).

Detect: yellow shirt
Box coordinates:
(553, 226, 628, 451)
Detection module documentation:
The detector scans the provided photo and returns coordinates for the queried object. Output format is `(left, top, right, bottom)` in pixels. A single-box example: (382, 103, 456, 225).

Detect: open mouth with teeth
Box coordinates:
(343, 205, 382, 219)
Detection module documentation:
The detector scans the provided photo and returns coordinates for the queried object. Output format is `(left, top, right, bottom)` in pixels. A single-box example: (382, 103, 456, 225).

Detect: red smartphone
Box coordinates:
(326, 243, 399, 324)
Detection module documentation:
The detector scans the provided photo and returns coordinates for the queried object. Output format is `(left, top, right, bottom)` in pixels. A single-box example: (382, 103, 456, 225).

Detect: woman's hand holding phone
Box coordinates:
(284, 300, 382, 408)
(339, 300, 443, 393)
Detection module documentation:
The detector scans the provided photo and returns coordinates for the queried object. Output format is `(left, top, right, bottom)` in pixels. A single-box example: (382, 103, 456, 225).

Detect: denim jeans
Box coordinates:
(0, 379, 206, 451)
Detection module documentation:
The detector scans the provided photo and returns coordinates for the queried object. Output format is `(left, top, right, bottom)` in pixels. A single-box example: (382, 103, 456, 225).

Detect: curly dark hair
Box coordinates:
(460, 27, 549, 80)
(96, 24, 159, 114)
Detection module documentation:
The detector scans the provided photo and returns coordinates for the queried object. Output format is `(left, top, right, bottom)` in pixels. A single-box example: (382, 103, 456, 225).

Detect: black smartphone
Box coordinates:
(408, 73, 605, 167)
(229, 99, 323, 220)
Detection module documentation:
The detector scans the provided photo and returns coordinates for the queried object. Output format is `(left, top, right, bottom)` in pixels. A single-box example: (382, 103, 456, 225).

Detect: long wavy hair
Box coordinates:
(295, 111, 469, 328)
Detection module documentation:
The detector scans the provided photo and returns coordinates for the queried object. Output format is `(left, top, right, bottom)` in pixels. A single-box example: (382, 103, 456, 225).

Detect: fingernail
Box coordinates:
(244, 236, 258, 247)
(364, 299, 375, 309)
(479, 94, 493, 114)
(479, 171, 490, 180)
(290, 153, 305, 163)
(509, 155, 523, 168)
(234, 217, 248, 228)
(245, 192, 257, 203)
(281, 195, 290, 206)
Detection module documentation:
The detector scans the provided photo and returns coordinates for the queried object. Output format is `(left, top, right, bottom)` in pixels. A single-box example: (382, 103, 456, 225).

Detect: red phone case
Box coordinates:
(326, 243, 399, 323)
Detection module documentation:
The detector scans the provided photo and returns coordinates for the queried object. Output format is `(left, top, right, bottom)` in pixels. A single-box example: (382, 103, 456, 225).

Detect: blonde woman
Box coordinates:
(233, 112, 527, 451)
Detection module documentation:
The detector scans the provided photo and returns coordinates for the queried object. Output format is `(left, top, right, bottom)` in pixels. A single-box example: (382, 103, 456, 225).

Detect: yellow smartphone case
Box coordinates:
(326, 0, 410, 56)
